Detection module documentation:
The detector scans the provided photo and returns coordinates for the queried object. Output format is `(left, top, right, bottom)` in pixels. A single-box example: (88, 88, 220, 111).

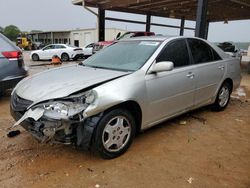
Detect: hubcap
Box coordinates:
(62, 54, 68, 61)
(102, 116, 131, 152)
(219, 86, 230, 107)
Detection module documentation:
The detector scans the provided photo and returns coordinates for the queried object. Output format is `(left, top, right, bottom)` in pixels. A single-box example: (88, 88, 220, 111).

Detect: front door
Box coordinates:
(145, 39, 196, 126)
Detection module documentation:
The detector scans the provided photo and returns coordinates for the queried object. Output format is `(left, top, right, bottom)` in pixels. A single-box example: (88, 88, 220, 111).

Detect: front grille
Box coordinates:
(11, 92, 33, 112)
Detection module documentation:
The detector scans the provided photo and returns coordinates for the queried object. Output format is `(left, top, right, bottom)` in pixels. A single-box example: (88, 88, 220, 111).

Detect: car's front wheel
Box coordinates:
(32, 54, 39, 61)
(92, 109, 136, 159)
(212, 82, 232, 111)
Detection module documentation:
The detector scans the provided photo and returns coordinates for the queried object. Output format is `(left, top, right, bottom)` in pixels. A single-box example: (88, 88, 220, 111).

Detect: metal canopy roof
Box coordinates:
(75, 0, 250, 22)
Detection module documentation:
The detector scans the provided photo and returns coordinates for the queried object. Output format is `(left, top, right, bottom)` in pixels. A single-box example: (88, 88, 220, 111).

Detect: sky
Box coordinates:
(0, 0, 250, 42)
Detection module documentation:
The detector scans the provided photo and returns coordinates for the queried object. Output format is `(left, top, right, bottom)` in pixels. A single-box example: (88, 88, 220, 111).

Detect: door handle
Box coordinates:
(218, 65, 225, 70)
(186, 72, 195, 79)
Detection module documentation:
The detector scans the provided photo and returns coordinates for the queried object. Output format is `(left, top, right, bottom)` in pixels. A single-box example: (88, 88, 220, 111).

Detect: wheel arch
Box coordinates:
(223, 78, 233, 92)
(104, 100, 142, 134)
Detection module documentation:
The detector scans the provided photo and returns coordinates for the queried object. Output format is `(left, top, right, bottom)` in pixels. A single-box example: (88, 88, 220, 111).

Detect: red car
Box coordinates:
(93, 31, 155, 54)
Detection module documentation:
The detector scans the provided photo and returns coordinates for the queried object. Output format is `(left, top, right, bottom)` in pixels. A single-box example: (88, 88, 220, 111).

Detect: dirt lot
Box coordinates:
(0, 52, 249, 188)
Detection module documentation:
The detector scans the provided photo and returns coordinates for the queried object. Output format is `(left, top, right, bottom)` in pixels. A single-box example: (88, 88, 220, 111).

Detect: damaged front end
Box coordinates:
(10, 90, 101, 150)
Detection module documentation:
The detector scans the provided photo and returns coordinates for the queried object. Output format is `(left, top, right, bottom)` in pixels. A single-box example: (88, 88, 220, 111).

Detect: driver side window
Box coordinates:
(43, 45, 54, 50)
(156, 39, 190, 68)
(86, 43, 94, 48)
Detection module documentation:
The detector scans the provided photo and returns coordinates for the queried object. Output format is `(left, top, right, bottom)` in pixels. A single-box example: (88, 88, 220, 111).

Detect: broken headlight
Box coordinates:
(42, 90, 96, 120)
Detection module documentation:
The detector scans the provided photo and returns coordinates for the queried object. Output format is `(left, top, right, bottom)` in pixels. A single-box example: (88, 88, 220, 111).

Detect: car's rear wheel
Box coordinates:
(61, 53, 69, 62)
(92, 109, 136, 159)
(212, 82, 232, 111)
(32, 54, 39, 61)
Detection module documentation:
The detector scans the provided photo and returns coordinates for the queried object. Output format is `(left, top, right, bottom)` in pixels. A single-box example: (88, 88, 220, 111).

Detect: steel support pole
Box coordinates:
(146, 14, 151, 32)
(98, 8, 105, 41)
(204, 21, 210, 39)
(180, 17, 185, 36)
(195, 0, 208, 38)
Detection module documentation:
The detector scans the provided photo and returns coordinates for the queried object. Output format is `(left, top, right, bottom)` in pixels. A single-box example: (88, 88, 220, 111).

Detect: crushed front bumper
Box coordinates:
(10, 102, 103, 150)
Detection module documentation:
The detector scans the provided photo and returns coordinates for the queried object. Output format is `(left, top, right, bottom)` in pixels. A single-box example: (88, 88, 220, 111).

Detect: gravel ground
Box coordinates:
(0, 51, 249, 188)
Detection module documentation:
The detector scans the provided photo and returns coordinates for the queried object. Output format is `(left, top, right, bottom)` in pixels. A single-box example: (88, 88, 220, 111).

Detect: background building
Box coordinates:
(29, 28, 126, 47)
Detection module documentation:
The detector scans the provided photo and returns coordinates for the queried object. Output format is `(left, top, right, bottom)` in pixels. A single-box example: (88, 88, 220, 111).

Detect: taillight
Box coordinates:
(2, 51, 22, 60)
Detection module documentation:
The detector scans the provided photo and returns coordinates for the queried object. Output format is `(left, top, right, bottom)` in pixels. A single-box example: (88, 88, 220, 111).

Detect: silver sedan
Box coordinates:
(10, 36, 241, 159)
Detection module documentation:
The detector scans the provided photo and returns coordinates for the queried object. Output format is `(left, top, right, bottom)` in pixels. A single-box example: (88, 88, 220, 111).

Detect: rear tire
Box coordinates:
(32, 54, 39, 61)
(212, 82, 232, 111)
(92, 109, 136, 159)
(61, 53, 70, 62)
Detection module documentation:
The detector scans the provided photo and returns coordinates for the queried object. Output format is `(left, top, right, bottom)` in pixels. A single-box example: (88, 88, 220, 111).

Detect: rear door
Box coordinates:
(84, 43, 94, 56)
(54, 45, 67, 57)
(145, 39, 196, 124)
(187, 38, 225, 106)
(40, 45, 56, 59)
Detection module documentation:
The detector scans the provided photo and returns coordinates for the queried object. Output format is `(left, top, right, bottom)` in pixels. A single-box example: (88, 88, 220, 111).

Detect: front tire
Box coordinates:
(32, 54, 39, 61)
(212, 82, 232, 111)
(92, 109, 136, 159)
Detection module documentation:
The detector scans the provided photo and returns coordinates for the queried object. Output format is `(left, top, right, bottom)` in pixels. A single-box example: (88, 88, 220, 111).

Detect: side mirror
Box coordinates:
(149, 61, 174, 74)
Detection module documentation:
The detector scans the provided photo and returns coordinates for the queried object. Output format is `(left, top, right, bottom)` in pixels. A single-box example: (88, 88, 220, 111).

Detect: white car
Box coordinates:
(30, 44, 84, 61)
(81, 43, 94, 58)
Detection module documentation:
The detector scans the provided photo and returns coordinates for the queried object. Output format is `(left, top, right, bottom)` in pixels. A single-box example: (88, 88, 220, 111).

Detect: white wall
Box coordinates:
(70, 28, 127, 47)
(53, 32, 70, 44)
(70, 29, 97, 47)
(32, 28, 127, 47)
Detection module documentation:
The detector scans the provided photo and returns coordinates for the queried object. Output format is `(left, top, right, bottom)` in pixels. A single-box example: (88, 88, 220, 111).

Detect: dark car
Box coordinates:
(0, 33, 27, 95)
(217, 42, 241, 59)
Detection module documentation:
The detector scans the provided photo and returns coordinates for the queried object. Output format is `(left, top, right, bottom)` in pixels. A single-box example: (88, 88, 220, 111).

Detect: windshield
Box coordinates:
(84, 41, 161, 72)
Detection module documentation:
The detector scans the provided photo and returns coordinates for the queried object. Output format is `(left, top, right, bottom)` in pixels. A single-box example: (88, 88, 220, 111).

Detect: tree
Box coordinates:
(3, 25, 20, 41)
(0, 26, 3, 34)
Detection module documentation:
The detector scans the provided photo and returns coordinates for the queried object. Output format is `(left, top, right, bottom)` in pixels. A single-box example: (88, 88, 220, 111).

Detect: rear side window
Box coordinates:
(55, 45, 66, 49)
(86, 43, 94, 48)
(188, 39, 221, 64)
(43, 45, 55, 50)
(156, 39, 190, 68)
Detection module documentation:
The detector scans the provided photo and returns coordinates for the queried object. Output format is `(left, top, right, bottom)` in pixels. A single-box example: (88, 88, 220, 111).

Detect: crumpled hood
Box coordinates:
(15, 65, 128, 104)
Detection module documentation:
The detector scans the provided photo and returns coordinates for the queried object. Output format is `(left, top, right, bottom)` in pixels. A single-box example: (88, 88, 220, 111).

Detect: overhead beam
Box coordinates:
(230, 0, 250, 8)
(105, 17, 146, 25)
(130, 0, 195, 9)
(105, 16, 195, 30)
(75, 0, 250, 22)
